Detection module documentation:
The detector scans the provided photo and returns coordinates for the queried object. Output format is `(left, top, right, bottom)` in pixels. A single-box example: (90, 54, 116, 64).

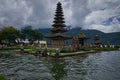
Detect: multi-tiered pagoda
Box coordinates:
(46, 2, 72, 48)
(94, 35, 101, 47)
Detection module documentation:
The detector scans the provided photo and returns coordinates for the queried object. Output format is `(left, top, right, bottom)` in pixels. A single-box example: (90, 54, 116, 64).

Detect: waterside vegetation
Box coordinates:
(0, 26, 120, 57)
(0, 75, 7, 80)
(24, 47, 119, 57)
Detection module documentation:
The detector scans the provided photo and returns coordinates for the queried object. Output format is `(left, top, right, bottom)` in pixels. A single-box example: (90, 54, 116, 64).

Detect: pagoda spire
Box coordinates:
(45, 2, 72, 48)
(51, 2, 67, 33)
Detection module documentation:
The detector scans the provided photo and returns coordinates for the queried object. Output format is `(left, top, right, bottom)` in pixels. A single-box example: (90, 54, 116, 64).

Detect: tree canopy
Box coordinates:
(0, 26, 20, 43)
(0, 26, 43, 44)
(21, 26, 43, 43)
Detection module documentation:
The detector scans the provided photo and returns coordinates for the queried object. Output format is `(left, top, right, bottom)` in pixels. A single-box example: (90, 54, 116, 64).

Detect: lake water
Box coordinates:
(0, 50, 120, 80)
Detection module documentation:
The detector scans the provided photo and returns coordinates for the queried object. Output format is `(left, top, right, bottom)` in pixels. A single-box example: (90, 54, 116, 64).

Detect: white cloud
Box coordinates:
(86, 24, 120, 33)
(0, 0, 120, 33)
(0, 0, 33, 29)
(85, 16, 120, 33)
(84, 0, 120, 33)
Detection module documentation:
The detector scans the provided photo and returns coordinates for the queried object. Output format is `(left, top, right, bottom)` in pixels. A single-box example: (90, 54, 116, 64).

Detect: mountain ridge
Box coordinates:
(38, 28, 120, 45)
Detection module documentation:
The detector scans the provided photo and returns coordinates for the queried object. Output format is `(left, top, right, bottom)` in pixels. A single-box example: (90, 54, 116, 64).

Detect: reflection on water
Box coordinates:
(0, 51, 120, 80)
(48, 59, 67, 80)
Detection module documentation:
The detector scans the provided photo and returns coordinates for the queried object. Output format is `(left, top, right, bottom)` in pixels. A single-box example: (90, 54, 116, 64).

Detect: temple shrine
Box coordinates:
(94, 35, 101, 47)
(45, 2, 72, 48)
(72, 33, 89, 51)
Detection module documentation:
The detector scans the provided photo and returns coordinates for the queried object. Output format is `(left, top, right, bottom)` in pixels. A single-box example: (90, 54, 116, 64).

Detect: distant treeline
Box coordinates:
(38, 27, 120, 45)
(0, 26, 43, 44)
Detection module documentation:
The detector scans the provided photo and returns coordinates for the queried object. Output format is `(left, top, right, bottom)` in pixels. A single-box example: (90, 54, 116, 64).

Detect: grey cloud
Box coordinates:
(0, 0, 120, 33)
(0, 0, 32, 29)
(70, 0, 90, 27)
(84, 0, 120, 32)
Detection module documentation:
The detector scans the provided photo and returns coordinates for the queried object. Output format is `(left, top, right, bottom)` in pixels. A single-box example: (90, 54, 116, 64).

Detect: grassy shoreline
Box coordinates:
(0, 45, 119, 57)
(23, 47, 119, 57)
(49, 48, 119, 57)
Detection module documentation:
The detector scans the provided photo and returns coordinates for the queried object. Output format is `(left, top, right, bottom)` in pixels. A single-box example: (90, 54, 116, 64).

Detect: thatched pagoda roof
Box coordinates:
(77, 32, 89, 39)
(45, 2, 72, 40)
(45, 33, 72, 39)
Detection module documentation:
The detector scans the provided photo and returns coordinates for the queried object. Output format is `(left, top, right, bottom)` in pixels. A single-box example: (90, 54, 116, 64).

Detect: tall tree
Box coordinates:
(0, 31, 2, 42)
(21, 26, 43, 43)
(0, 26, 20, 43)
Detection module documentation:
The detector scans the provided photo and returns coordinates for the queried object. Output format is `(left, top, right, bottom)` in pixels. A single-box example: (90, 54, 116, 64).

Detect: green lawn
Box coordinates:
(0, 75, 7, 80)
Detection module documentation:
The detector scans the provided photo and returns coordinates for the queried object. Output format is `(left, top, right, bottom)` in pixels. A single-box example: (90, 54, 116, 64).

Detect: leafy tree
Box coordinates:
(21, 26, 43, 43)
(32, 30, 43, 40)
(0, 26, 20, 44)
(0, 31, 2, 43)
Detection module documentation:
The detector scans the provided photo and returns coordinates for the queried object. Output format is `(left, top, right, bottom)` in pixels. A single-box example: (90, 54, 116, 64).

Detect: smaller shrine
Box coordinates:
(72, 33, 89, 51)
(94, 35, 101, 47)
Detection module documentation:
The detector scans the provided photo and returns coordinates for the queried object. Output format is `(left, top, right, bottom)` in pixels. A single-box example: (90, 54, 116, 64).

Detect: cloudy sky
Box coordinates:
(0, 0, 120, 33)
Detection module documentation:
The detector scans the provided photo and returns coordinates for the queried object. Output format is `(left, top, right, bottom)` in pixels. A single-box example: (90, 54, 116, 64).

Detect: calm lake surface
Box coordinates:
(0, 50, 120, 80)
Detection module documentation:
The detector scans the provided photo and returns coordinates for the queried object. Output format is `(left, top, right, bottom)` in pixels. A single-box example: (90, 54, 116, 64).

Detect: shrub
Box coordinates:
(47, 49, 56, 53)
(0, 46, 20, 50)
(60, 49, 73, 53)
(24, 45, 35, 49)
(0, 75, 7, 80)
(115, 45, 120, 48)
